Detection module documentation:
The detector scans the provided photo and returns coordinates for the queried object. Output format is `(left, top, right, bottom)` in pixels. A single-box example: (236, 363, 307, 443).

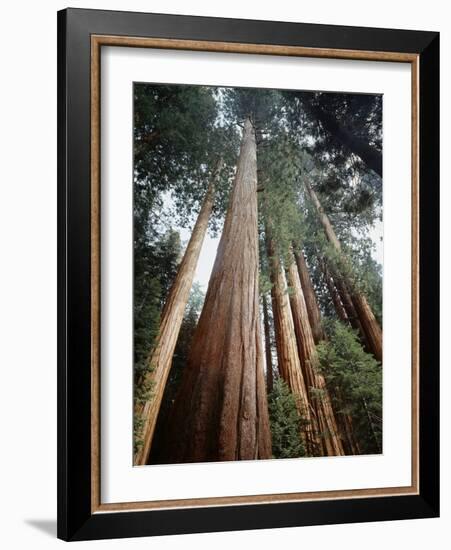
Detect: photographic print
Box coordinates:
(58, 11, 440, 539)
(133, 83, 383, 467)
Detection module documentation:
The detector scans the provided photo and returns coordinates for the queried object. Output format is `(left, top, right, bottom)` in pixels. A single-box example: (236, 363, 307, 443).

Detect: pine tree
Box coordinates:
(264, 220, 318, 455)
(317, 321, 382, 454)
(268, 378, 307, 459)
(286, 251, 344, 456)
(294, 248, 325, 343)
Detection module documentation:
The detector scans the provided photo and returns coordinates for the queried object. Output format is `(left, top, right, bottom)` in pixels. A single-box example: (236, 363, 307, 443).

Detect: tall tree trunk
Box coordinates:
(286, 252, 344, 456)
(305, 180, 382, 362)
(134, 163, 220, 466)
(293, 249, 361, 455)
(265, 230, 319, 455)
(323, 263, 349, 323)
(262, 293, 274, 393)
(160, 118, 272, 463)
(351, 292, 383, 362)
(293, 247, 325, 344)
(332, 272, 369, 346)
(300, 255, 360, 455)
(306, 101, 382, 177)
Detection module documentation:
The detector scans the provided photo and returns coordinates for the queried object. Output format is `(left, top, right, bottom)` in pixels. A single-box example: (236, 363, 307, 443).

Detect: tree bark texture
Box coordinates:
(134, 165, 220, 466)
(294, 247, 325, 344)
(305, 180, 382, 362)
(301, 256, 360, 455)
(265, 230, 318, 455)
(161, 118, 272, 463)
(351, 292, 383, 363)
(322, 260, 349, 323)
(333, 272, 367, 341)
(286, 253, 344, 456)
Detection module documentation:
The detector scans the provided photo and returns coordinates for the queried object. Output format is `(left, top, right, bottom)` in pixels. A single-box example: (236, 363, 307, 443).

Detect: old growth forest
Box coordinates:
(133, 84, 383, 466)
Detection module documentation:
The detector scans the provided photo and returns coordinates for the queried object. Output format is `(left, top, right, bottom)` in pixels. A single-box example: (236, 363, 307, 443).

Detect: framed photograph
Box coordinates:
(57, 8, 439, 541)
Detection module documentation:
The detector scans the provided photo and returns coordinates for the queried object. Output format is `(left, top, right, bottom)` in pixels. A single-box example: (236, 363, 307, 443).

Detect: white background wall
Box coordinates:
(0, 0, 448, 547)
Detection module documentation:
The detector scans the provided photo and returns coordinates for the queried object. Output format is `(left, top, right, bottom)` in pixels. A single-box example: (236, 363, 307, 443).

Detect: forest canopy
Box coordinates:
(132, 82, 383, 465)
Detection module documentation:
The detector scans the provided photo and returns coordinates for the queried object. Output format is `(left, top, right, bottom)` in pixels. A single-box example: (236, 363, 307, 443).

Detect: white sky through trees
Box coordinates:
(179, 226, 219, 291)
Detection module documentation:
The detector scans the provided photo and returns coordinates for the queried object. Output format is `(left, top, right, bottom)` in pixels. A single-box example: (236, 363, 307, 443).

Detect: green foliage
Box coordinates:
(133, 275, 160, 403)
(316, 320, 382, 454)
(134, 83, 240, 235)
(133, 228, 182, 453)
(292, 161, 382, 325)
(134, 228, 182, 372)
(268, 378, 307, 459)
(134, 83, 217, 192)
(346, 239, 383, 325)
(283, 90, 382, 189)
(258, 137, 306, 256)
(221, 87, 283, 131)
(132, 83, 238, 455)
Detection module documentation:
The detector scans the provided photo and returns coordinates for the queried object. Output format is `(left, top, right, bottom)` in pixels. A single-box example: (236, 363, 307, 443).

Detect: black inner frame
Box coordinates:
(57, 8, 439, 541)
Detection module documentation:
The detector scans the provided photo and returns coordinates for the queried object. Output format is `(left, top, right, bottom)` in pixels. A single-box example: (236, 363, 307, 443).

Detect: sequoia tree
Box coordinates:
(286, 251, 344, 456)
(161, 117, 272, 463)
(134, 162, 222, 465)
(291, 251, 361, 455)
(293, 247, 325, 344)
(322, 260, 349, 323)
(133, 84, 225, 454)
(265, 227, 319, 455)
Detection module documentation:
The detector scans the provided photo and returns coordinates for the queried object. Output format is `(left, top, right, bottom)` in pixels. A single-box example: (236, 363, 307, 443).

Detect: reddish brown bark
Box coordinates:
(322, 261, 349, 324)
(294, 253, 359, 455)
(294, 248, 325, 343)
(161, 118, 272, 463)
(134, 167, 220, 465)
(305, 180, 382, 362)
(262, 293, 274, 393)
(286, 253, 344, 456)
(265, 232, 318, 455)
(333, 274, 368, 343)
(351, 293, 383, 362)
